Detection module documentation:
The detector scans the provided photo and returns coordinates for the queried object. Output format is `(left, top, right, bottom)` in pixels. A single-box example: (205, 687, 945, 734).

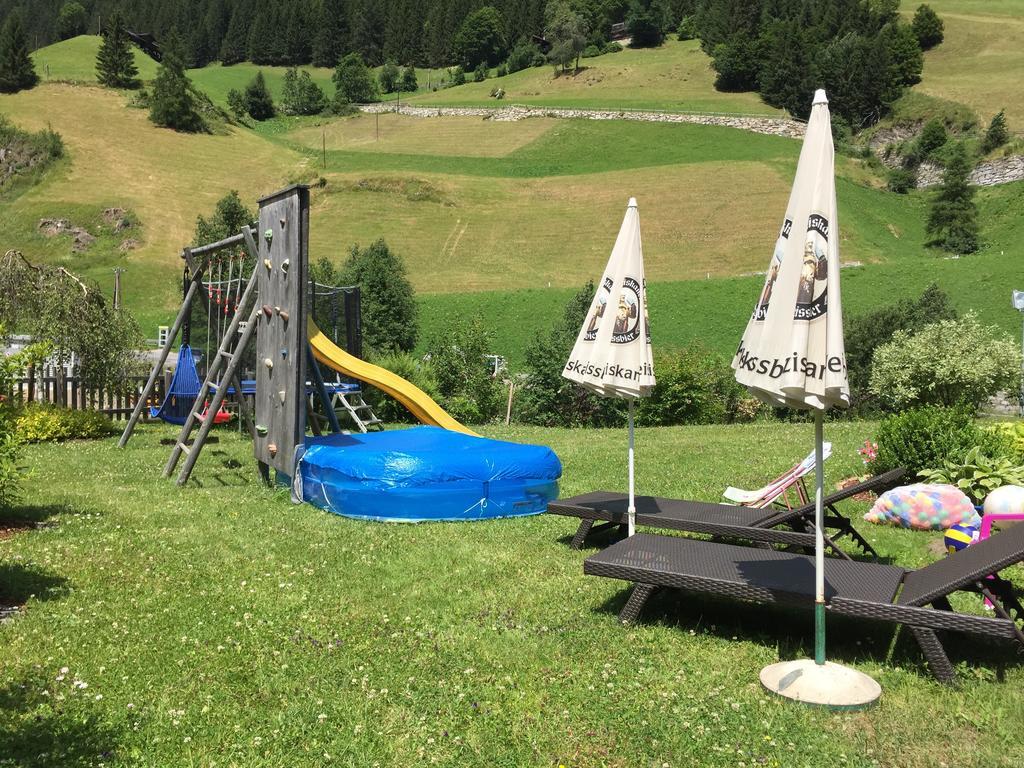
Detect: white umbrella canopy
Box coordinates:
(564, 197, 655, 535)
(733, 90, 879, 709)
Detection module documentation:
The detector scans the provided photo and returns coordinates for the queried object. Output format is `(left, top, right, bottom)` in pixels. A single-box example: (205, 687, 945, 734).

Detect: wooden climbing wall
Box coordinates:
(254, 185, 309, 477)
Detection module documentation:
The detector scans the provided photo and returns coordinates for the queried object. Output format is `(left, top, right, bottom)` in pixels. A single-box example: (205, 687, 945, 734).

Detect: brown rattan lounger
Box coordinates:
(548, 468, 906, 557)
(583, 523, 1024, 683)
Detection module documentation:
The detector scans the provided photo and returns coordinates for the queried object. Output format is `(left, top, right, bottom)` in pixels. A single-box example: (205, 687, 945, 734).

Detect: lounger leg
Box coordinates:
(570, 519, 595, 550)
(618, 583, 658, 624)
(909, 625, 956, 685)
(826, 507, 878, 558)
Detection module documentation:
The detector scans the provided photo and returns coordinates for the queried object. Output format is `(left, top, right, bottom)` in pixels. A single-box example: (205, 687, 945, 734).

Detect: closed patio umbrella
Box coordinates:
(564, 198, 655, 536)
(732, 90, 880, 708)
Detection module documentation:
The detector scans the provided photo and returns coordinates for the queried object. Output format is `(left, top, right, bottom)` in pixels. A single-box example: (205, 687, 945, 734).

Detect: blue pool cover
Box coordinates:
(299, 427, 562, 522)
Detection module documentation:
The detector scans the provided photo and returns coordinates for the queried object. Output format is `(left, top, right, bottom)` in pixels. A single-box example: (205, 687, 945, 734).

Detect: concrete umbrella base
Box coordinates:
(760, 660, 881, 710)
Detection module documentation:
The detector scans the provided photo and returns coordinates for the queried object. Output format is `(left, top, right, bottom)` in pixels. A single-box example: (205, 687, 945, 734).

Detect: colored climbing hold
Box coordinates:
(279, 310, 290, 322)
(256, 424, 268, 436)
(264, 357, 274, 370)
(274, 306, 281, 315)
(280, 259, 290, 273)
(262, 304, 273, 318)
(280, 348, 288, 358)
(278, 390, 287, 404)
(263, 258, 272, 271)
(264, 228, 274, 243)
(268, 443, 278, 457)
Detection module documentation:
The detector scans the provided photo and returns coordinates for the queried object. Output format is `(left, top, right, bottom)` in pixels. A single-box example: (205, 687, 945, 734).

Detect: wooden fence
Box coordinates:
(12, 370, 164, 421)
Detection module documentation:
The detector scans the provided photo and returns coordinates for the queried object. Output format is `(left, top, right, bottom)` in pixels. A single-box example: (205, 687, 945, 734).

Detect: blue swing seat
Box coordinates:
(149, 344, 202, 426)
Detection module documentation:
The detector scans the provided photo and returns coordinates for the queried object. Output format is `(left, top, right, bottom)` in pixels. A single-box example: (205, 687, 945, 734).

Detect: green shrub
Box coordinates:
(887, 166, 917, 193)
(242, 71, 275, 120)
(636, 346, 746, 426)
(506, 40, 541, 73)
(473, 62, 489, 82)
(16, 404, 117, 443)
(426, 317, 503, 424)
(873, 405, 1007, 476)
(986, 422, 1024, 462)
(869, 312, 1021, 411)
(603, 42, 623, 54)
(582, 44, 602, 58)
(452, 66, 466, 86)
(677, 16, 697, 41)
(362, 352, 440, 423)
(0, 408, 23, 508)
(281, 68, 324, 116)
(916, 117, 947, 158)
(919, 446, 1024, 504)
(980, 109, 1009, 155)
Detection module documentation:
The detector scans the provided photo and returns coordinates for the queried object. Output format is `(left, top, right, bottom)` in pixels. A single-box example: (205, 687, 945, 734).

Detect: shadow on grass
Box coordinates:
(0, 680, 119, 767)
(595, 586, 1022, 682)
(0, 563, 68, 609)
(0, 502, 74, 529)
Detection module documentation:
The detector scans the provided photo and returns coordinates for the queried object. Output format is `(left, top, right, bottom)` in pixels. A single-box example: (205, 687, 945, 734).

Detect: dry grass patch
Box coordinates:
(309, 161, 791, 293)
(287, 113, 558, 158)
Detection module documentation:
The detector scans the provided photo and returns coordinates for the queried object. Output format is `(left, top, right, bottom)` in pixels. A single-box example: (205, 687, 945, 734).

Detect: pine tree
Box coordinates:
(243, 71, 275, 119)
(350, 0, 386, 66)
(980, 109, 1009, 154)
(378, 60, 399, 93)
(220, 0, 254, 65)
(400, 65, 417, 92)
(911, 4, 943, 50)
(312, 0, 350, 68)
(926, 142, 979, 254)
(96, 11, 140, 89)
(149, 32, 204, 132)
(0, 12, 38, 94)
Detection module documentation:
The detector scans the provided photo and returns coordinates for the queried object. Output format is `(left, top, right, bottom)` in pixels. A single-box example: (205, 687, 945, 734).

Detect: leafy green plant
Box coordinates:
(919, 446, 1024, 504)
(873, 405, 1008, 476)
(636, 345, 746, 426)
(869, 312, 1021, 411)
(0, 407, 23, 507)
(986, 422, 1024, 462)
(15, 403, 117, 442)
(362, 352, 439, 423)
(426, 317, 503, 424)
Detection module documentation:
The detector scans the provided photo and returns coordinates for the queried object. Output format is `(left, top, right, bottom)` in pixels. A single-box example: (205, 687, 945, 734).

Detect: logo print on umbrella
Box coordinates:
(753, 218, 791, 321)
(611, 277, 641, 344)
(794, 214, 829, 321)
(584, 276, 614, 341)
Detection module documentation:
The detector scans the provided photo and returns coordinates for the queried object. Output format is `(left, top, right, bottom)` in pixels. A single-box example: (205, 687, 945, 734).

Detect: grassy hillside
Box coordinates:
(409, 40, 780, 115)
(903, 0, 1024, 127)
(31, 35, 159, 84)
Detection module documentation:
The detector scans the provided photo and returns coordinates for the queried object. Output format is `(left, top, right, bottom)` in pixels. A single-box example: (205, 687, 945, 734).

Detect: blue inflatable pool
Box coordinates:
(299, 426, 562, 522)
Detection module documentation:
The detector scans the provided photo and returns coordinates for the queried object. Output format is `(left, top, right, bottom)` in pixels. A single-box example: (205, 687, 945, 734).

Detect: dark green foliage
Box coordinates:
(362, 351, 440, 423)
(844, 283, 957, 404)
(911, 4, 944, 50)
(516, 281, 627, 428)
(338, 239, 417, 355)
(813, 33, 891, 129)
(350, 0, 386, 65)
(399, 65, 417, 92)
(546, 0, 588, 72)
(220, 0, 253, 65)
(874, 406, 1006, 476)
(281, 67, 325, 115)
(427, 318, 504, 424)
(880, 21, 923, 90)
(0, 12, 37, 93)
(926, 142, 980, 253)
(96, 11, 140, 89)
(626, 0, 666, 48)
(980, 109, 1009, 155)
(473, 61, 488, 82)
(15, 404, 118, 443)
(226, 87, 246, 117)
(379, 60, 399, 93)
(149, 32, 204, 132)
(451, 65, 466, 85)
(56, 1, 87, 40)
(242, 71, 275, 119)
(916, 117, 947, 158)
(505, 39, 541, 73)
(677, 15, 696, 41)
(193, 190, 254, 245)
(886, 166, 917, 194)
(312, 0, 349, 68)
(636, 346, 744, 426)
(333, 52, 378, 104)
(0, 406, 22, 508)
(755, 22, 814, 116)
(453, 6, 506, 68)
(711, 37, 758, 92)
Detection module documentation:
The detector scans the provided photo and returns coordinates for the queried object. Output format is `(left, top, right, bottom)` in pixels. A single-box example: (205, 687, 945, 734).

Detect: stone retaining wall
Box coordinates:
(916, 154, 1024, 188)
(359, 103, 806, 139)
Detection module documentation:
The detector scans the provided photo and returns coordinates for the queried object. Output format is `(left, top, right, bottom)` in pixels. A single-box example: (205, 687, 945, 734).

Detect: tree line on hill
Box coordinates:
(3, 0, 696, 69)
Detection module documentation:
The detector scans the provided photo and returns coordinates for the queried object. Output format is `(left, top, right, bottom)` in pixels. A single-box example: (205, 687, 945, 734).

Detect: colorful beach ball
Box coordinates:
(945, 523, 979, 554)
(983, 485, 1024, 517)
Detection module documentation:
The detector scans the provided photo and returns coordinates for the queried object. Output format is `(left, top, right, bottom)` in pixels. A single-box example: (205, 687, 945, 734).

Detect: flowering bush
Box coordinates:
(869, 312, 1021, 411)
(857, 440, 878, 465)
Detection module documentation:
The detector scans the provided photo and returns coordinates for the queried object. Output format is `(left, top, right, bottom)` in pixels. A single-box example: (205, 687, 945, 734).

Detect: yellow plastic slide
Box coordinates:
(307, 320, 477, 436)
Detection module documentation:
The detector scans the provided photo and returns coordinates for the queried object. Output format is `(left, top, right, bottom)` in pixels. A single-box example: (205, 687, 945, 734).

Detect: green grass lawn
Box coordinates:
(31, 36, 159, 85)
(2, 421, 1022, 767)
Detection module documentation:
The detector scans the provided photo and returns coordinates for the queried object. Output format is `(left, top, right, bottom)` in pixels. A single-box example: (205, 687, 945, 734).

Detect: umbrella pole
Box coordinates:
(627, 397, 636, 537)
(814, 409, 826, 665)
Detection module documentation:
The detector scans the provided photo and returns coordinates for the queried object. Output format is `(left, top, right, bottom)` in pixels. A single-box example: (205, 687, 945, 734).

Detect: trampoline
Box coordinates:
(298, 426, 562, 522)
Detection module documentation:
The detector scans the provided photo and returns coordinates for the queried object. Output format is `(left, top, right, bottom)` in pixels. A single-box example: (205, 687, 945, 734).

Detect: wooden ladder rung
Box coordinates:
(177, 442, 191, 455)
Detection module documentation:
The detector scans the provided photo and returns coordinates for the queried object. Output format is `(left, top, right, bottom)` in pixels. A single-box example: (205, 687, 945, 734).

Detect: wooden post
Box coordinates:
(26, 362, 34, 403)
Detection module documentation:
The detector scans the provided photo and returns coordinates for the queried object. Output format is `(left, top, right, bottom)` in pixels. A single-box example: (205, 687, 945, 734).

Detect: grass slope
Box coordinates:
(903, 0, 1024, 127)
(410, 40, 780, 115)
(1, 421, 1021, 767)
(31, 35, 159, 85)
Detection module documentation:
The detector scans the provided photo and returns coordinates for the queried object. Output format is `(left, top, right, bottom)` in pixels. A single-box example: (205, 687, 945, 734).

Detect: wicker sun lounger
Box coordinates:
(548, 468, 906, 557)
(583, 524, 1024, 683)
